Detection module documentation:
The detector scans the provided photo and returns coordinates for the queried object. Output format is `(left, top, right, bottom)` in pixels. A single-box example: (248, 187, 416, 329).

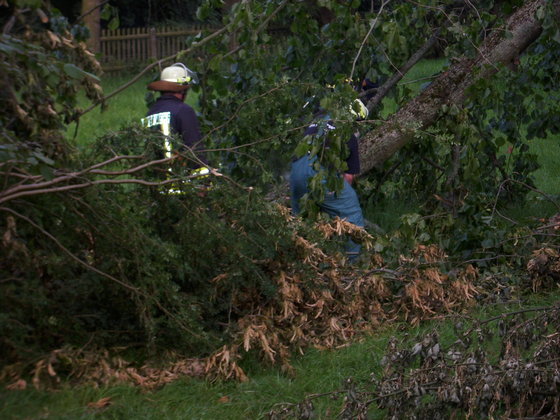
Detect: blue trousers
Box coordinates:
(290, 155, 364, 260)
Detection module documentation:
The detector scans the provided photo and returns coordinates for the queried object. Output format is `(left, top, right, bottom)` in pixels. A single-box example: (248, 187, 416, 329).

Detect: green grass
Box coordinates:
(529, 134, 560, 195)
(2, 293, 558, 420)
(379, 58, 447, 118)
(0, 333, 390, 420)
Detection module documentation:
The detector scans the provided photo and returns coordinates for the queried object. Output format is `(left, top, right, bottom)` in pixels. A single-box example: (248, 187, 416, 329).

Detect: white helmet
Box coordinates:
(160, 63, 198, 85)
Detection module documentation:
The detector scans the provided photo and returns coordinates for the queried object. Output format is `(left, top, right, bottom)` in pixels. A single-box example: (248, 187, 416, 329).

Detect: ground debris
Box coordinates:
(1, 223, 481, 389)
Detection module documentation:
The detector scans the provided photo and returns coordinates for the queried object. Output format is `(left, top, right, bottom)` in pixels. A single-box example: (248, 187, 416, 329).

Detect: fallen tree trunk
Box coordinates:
(358, 0, 554, 175)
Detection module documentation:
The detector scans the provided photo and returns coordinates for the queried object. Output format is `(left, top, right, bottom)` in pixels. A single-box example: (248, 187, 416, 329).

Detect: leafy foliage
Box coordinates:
(0, 1, 347, 374)
(1, 123, 351, 360)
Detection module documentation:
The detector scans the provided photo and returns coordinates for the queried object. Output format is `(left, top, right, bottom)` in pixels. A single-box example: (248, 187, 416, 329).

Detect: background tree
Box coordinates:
(80, 0, 101, 52)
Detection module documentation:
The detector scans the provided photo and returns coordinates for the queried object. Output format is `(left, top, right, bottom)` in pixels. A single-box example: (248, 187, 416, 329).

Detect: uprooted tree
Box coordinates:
(1, 0, 560, 390)
(359, 0, 560, 173)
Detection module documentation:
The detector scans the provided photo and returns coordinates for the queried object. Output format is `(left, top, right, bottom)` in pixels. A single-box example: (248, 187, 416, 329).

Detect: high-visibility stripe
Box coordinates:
(142, 112, 173, 159)
(141, 111, 171, 130)
(164, 138, 172, 160)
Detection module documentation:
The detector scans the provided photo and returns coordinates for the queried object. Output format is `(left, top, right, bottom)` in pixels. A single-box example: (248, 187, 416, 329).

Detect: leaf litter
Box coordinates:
(2, 215, 485, 390)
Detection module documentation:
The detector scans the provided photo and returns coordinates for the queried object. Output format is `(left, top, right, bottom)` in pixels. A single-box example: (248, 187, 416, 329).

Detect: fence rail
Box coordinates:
(100, 25, 217, 72)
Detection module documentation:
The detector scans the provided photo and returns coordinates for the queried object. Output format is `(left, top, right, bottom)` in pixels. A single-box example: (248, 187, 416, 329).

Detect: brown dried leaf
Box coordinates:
(87, 397, 112, 410)
(47, 363, 56, 377)
(5, 379, 27, 390)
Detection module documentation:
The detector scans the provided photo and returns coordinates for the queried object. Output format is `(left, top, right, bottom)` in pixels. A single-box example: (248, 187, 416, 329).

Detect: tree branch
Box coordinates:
(76, 0, 110, 22)
(349, 0, 390, 81)
(359, 0, 550, 174)
(363, 28, 440, 112)
(0, 155, 157, 203)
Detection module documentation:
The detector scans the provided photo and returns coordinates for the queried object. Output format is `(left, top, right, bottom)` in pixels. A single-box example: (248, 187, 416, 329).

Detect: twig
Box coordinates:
(76, 0, 110, 22)
(350, 0, 390, 81)
(203, 123, 309, 153)
(535, 222, 560, 231)
(366, 267, 402, 278)
(477, 305, 554, 326)
(2, 15, 16, 35)
(460, 254, 520, 265)
(490, 179, 560, 222)
(204, 84, 286, 138)
(400, 75, 438, 86)
(464, 0, 482, 21)
(364, 28, 440, 112)
(494, 208, 519, 225)
(0, 177, 197, 204)
(0, 155, 168, 204)
(421, 155, 446, 172)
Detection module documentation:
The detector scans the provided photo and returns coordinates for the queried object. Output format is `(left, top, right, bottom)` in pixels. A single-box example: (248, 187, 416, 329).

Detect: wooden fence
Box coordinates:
(100, 25, 217, 72)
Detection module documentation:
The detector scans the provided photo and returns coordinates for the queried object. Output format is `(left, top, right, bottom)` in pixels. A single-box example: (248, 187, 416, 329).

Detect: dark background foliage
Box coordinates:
(52, 0, 204, 27)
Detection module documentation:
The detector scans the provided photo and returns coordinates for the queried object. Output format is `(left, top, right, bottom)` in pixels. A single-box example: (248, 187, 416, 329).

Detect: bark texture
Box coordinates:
(81, 0, 101, 53)
(358, 0, 552, 175)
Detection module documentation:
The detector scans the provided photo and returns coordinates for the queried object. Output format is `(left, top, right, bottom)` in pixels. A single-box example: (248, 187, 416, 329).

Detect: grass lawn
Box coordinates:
(529, 134, 560, 195)
(2, 293, 557, 420)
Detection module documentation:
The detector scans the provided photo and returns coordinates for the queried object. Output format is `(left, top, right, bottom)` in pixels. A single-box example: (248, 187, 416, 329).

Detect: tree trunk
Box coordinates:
(81, 0, 101, 53)
(358, 0, 552, 175)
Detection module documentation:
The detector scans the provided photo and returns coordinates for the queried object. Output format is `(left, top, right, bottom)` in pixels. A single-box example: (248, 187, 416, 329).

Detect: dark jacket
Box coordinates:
(146, 94, 207, 166)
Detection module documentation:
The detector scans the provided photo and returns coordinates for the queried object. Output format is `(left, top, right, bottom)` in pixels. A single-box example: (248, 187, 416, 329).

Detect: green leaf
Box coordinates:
(294, 142, 310, 158)
(39, 164, 54, 181)
(32, 151, 55, 166)
(63, 63, 84, 80)
(101, 4, 112, 20)
(418, 232, 431, 242)
(108, 17, 120, 31)
(481, 238, 494, 248)
(0, 39, 24, 54)
(208, 55, 223, 72)
(63, 63, 100, 82)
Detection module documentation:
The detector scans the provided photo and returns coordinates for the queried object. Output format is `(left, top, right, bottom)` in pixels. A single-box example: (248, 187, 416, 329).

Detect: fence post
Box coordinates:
(149, 27, 157, 60)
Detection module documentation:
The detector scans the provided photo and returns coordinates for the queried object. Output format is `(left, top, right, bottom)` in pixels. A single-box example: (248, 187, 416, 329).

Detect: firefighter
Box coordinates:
(142, 63, 209, 187)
